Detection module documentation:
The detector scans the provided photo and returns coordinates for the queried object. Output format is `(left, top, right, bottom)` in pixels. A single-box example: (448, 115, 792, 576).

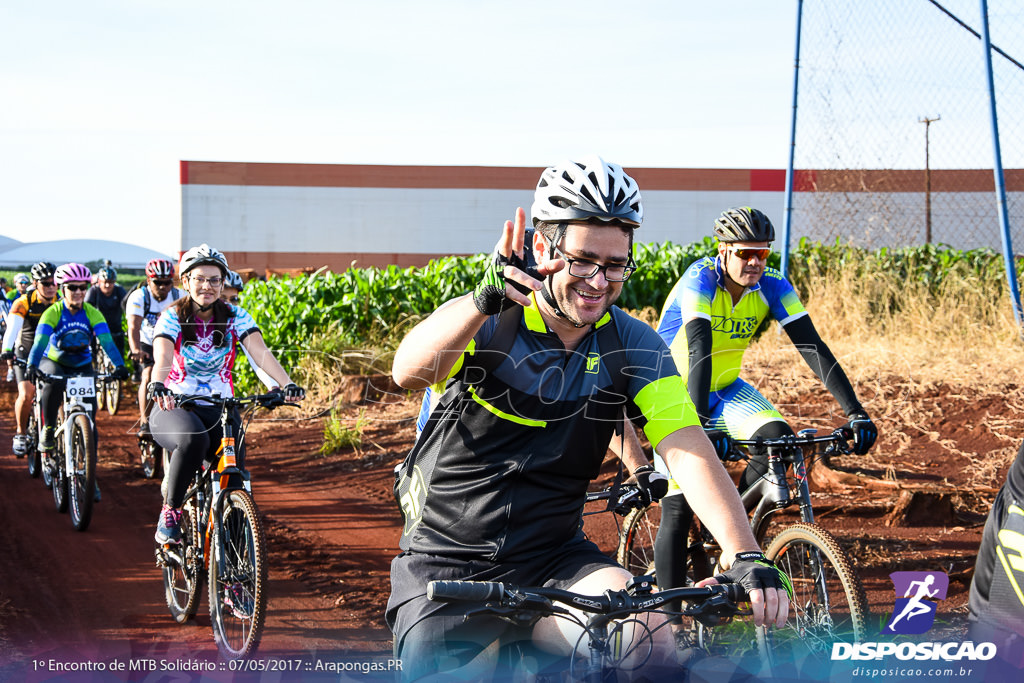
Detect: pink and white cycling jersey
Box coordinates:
(153, 305, 260, 396)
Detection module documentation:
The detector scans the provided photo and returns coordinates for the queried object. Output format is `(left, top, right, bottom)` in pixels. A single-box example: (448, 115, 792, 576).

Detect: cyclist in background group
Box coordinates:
(85, 264, 129, 362)
(127, 258, 183, 439)
(26, 263, 129, 499)
(220, 269, 276, 390)
(7, 273, 30, 302)
(2, 262, 59, 456)
(222, 270, 244, 304)
(149, 245, 303, 545)
(651, 206, 878, 635)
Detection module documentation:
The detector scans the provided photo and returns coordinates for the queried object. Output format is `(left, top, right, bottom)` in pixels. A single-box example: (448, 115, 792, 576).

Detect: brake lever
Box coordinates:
(464, 605, 547, 628)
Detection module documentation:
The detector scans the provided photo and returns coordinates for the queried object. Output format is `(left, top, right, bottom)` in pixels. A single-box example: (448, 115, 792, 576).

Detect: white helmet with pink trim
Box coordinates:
(55, 263, 92, 286)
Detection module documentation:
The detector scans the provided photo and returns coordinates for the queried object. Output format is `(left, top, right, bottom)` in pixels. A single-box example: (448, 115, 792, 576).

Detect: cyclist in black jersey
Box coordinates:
(969, 439, 1024, 670)
(388, 156, 792, 681)
(85, 264, 128, 361)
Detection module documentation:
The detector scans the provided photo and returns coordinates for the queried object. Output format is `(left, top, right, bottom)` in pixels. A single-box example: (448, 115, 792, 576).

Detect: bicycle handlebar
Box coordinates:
(584, 483, 651, 515)
(12, 358, 113, 384)
(174, 391, 300, 411)
(719, 427, 852, 460)
(427, 579, 748, 619)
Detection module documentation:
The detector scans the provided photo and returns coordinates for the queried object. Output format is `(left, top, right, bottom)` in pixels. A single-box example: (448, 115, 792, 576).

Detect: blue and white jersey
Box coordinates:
(153, 305, 260, 396)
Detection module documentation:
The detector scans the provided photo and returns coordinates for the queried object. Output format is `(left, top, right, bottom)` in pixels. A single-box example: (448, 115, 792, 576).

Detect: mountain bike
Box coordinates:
(616, 427, 869, 673)
(31, 366, 108, 532)
(427, 576, 749, 682)
(24, 388, 41, 480)
(154, 391, 295, 659)
(138, 428, 168, 479)
(92, 343, 121, 415)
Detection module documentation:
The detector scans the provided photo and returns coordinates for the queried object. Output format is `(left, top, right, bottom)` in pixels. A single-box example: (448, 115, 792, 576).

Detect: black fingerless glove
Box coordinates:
(0, 351, 13, 362)
(283, 383, 305, 401)
(147, 381, 171, 400)
(111, 366, 129, 381)
(715, 551, 794, 602)
(705, 428, 735, 461)
(844, 410, 877, 455)
(472, 250, 536, 315)
(633, 464, 669, 505)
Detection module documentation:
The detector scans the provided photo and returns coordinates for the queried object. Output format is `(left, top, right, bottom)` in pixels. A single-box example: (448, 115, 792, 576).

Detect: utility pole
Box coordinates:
(919, 115, 941, 243)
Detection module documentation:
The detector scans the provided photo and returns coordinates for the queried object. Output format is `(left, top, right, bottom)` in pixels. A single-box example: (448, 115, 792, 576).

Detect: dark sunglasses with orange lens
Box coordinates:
(729, 246, 772, 261)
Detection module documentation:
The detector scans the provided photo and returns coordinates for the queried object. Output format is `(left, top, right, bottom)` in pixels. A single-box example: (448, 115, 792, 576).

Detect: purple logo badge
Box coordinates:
(885, 571, 948, 635)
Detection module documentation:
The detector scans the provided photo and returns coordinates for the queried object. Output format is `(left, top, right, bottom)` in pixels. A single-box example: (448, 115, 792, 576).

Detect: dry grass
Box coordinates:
(629, 268, 1024, 490)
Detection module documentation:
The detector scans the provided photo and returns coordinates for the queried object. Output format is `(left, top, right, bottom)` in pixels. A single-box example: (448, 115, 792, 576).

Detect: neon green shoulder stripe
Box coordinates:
(468, 385, 547, 427)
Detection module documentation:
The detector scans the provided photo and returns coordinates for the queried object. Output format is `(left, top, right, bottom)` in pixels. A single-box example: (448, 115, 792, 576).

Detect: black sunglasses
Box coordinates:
(152, 279, 173, 286)
(38, 280, 55, 287)
(64, 284, 89, 292)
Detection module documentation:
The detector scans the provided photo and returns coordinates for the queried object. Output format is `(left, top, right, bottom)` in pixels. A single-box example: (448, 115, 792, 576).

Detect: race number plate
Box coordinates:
(66, 376, 96, 398)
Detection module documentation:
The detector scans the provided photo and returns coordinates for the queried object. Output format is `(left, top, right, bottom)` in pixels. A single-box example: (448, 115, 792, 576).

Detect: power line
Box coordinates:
(926, 0, 1024, 72)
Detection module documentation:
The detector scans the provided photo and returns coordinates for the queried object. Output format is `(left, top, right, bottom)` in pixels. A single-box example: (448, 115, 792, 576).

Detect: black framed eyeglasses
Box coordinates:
(553, 246, 636, 282)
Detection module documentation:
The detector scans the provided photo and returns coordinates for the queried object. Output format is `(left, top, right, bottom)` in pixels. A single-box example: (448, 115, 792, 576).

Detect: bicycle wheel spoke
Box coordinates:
(209, 490, 267, 658)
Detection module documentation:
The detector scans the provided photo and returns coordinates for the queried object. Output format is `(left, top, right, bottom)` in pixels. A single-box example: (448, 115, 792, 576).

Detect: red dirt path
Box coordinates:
(0, 375, 1016, 680)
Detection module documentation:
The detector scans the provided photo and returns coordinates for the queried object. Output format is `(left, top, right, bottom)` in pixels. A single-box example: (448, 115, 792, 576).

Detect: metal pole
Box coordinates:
(980, 0, 1024, 330)
(919, 115, 940, 243)
(780, 0, 804, 281)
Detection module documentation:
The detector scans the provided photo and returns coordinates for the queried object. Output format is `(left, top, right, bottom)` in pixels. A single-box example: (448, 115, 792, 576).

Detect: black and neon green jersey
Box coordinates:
(398, 292, 699, 561)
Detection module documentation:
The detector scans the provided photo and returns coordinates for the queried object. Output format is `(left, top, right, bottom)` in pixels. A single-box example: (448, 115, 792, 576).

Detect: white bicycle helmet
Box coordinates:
(179, 243, 229, 277)
(225, 270, 245, 290)
(531, 155, 643, 228)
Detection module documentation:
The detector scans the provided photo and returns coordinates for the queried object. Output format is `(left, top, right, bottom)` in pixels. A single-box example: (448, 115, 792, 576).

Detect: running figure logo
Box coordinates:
(885, 571, 949, 634)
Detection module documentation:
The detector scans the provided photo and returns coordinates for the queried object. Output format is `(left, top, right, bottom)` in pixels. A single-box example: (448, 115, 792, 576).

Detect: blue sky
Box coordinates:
(0, 2, 802, 256)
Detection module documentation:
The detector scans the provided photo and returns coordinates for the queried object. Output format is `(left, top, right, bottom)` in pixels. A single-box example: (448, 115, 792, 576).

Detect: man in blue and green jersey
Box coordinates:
(652, 206, 877, 630)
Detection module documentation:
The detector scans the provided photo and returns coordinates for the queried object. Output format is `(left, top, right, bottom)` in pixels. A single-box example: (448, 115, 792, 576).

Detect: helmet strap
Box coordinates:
(540, 224, 586, 329)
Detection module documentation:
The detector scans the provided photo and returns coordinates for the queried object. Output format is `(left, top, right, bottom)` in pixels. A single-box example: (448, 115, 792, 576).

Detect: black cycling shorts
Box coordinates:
(140, 342, 155, 369)
(387, 533, 619, 680)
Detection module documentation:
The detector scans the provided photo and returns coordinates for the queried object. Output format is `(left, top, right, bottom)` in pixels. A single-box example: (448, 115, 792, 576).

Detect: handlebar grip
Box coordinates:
(720, 582, 749, 604)
(427, 580, 505, 602)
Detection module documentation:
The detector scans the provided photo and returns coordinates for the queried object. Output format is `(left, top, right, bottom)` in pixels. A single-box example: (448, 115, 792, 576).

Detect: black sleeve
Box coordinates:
(782, 315, 862, 416)
(684, 318, 713, 424)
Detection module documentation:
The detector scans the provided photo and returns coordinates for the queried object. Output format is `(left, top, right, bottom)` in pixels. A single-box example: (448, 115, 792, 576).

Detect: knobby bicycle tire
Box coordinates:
(164, 501, 203, 623)
(104, 374, 120, 416)
(208, 489, 268, 659)
(616, 504, 660, 579)
(26, 410, 41, 479)
(68, 414, 96, 532)
(140, 439, 161, 479)
(52, 409, 68, 514)
(758, 522, 869, 674)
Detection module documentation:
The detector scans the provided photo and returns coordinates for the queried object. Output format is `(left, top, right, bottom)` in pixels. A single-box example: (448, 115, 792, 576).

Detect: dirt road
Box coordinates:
(0, 374, 1015, 681)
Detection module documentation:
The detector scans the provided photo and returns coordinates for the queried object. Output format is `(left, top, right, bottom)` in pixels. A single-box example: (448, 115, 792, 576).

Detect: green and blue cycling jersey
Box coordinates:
(28, 302, 125, 369)
(656, 255, 807, 391)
